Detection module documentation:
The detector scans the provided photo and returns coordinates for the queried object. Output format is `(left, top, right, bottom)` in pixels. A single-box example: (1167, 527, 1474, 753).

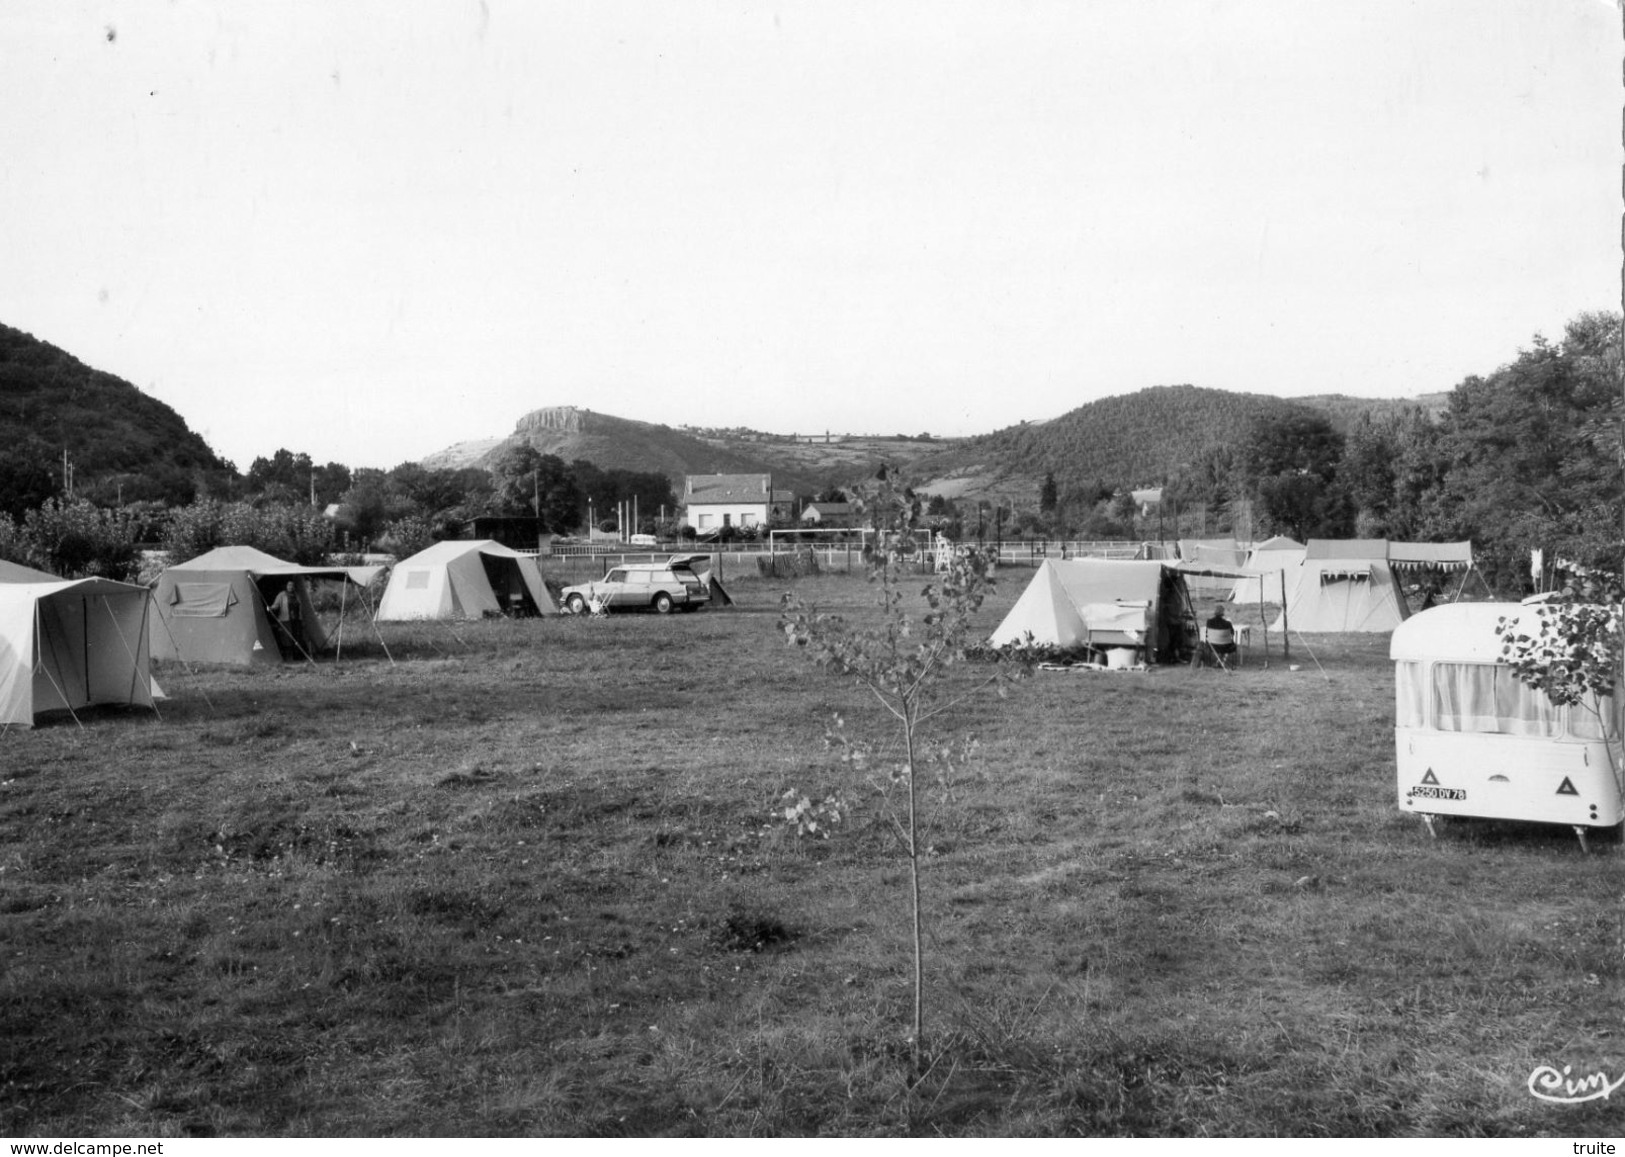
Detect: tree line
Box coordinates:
(1010, 312, 1619, 595)
(0, 445, 682, 580)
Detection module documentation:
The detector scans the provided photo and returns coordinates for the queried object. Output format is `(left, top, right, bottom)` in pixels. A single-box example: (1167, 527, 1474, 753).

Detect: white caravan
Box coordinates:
(1390, 602, 1624, 851)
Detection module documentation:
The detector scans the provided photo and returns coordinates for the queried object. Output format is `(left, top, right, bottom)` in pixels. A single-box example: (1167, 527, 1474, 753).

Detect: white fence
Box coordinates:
(531, 539, 1160, 581)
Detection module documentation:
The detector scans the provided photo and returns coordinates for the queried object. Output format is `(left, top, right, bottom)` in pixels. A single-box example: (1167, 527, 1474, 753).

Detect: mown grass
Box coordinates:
(2, 570, 1621, 1136)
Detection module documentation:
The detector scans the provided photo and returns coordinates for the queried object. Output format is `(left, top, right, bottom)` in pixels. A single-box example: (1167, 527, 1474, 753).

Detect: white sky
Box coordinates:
(2, 1, 1618, 470)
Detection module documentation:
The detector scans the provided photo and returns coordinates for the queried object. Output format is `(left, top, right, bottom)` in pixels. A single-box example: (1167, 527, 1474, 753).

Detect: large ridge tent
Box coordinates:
(152, 546, 383, 665)
(0, 569, 160, 728)
(989, 559, 1192, 663)
(376, 539, 558, 621)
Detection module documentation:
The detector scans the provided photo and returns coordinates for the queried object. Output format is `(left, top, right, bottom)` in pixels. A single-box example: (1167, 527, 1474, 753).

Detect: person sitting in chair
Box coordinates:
(1204, 604, 1236, 656)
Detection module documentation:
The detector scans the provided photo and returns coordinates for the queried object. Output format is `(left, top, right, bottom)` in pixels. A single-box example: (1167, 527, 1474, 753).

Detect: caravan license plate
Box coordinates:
(1408, 785, 1466, 801)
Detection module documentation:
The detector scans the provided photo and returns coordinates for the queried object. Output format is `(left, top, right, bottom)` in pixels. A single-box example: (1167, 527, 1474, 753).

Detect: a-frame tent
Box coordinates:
(151, 546, 383, 665)
(1228, 535, 1305, 603)
(0, 570, 159, 728)
(375, 539, 558, 621)
(1272, 539, 1409, 633)
(989, 559, 1191, 663)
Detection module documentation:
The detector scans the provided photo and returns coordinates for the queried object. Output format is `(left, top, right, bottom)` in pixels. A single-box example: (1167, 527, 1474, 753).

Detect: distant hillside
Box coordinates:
(423, 407, 814, 491)
(0, 323, 233, 505)
(420, 390, 1445, 508)
(421, 407, 948, 495)
(910, 385, 1435, 505)
(686, 430, 952, 491)
(1291, 391, 1449, 430)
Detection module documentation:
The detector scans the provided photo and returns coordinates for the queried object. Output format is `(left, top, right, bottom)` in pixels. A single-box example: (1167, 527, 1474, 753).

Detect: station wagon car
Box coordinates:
(561, 556, 710, 614)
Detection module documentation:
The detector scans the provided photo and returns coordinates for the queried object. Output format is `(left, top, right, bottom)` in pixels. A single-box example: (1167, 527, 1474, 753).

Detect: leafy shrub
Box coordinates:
(376, 515, 437, 560)
(161, 499, 335, 565)
(0, 513, 28, 567)
(21, 498, 140, 580)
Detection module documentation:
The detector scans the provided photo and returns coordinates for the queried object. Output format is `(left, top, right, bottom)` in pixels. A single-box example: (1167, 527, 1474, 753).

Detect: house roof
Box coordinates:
(685, 473, 774, 505)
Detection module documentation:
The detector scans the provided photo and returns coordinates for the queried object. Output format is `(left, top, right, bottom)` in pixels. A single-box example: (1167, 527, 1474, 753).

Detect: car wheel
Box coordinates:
(653, 592, 674, 614)
(566, 593, 587, 615)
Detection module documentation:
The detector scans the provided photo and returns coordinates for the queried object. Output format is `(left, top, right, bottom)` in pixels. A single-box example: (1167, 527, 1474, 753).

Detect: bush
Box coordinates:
(0, 513, 28, 567)
(21, 499, 140, 580)
(161, 499, 335, 565)
(376, 515, 437, 560)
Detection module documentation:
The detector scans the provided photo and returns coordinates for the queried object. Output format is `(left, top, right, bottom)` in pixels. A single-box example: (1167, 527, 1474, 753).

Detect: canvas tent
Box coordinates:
(151, 546, 383, 665)
(1178, 539, 1247, 600)
(376, 539, 557, 621)
(1271, 539, 1411, 633)
(989, 559, 1191, 663)
(0, 570, 160, 728)
(1228, 535, 1305, 603)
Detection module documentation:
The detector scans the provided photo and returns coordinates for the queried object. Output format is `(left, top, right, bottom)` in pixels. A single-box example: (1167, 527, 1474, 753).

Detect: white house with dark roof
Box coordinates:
(800, 501, 858, 528)
(682, 473, 795, 531)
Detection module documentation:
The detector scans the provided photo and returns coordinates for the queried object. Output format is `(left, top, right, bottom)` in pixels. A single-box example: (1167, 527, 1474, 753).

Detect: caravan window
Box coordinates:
(1430, 662, 1560, 737)
(1394, 661, 1426, 728)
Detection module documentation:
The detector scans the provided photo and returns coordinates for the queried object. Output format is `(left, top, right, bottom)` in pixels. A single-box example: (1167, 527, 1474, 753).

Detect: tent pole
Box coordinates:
(1257, 575, 1268, 663)
(1280, 569, 1291, 663)
(360, 583, 395, 666)
(102, 594, 158, 721)
(336, 580, 347, 662)
(149, 592, 216, 715)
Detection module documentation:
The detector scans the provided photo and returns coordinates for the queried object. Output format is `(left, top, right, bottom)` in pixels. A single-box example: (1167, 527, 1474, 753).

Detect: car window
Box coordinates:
(670, 567, 698, 581)
(604, 570, 627, 583)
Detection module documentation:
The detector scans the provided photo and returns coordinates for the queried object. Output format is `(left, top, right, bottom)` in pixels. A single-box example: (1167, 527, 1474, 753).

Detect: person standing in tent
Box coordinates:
(269, 580, 304, 658)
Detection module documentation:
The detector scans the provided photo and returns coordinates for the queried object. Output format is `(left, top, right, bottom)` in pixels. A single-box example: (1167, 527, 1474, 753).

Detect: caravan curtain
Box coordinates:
(1395, 661, 1426, 728)
(1431, 662, 1559, 736)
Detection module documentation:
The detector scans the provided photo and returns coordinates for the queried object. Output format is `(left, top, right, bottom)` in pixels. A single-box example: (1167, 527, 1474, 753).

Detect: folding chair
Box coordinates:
(1195, 625, 1237, 672)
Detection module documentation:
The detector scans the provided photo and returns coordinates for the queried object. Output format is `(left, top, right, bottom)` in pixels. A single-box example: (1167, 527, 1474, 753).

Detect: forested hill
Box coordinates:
(913, 385, 1403, 501)
(0, 323, 233, 507)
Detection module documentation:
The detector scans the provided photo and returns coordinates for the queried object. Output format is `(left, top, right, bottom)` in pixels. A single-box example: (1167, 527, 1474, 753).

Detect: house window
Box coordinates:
(697, 514, 712, 529)
(723, 514, 732, 527)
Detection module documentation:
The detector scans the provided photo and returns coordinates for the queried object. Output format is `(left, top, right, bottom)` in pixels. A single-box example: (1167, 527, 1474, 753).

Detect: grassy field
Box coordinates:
(2, 570, 1621, 1137)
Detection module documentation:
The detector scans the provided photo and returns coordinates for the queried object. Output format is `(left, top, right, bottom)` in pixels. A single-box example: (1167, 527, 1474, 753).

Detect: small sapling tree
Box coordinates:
(779, 469, 1025, 1072)
(1496, 558, 1624, 952)
(1496, 560, 1623, 712)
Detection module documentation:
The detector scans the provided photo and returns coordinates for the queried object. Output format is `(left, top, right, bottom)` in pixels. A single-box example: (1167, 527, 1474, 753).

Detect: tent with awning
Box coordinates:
(151, 546, 384, 665)
(989, 559, 1191, 662)
(1272, 539, 1411, 633)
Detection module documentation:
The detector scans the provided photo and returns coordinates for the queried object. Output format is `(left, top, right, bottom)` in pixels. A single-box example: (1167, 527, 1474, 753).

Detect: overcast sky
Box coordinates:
(2, 1, 1618, 471)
